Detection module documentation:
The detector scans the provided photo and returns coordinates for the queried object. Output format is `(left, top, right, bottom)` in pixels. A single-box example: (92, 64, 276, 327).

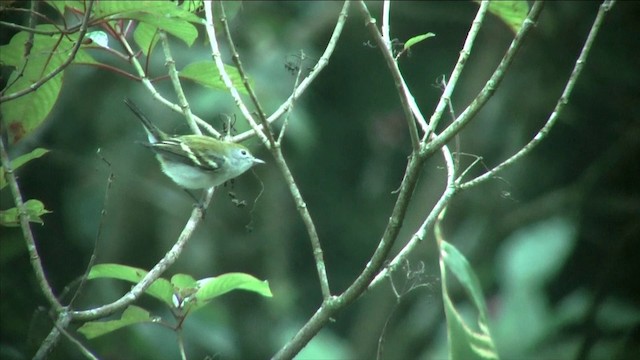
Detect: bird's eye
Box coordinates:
(240, 150, 248, 156)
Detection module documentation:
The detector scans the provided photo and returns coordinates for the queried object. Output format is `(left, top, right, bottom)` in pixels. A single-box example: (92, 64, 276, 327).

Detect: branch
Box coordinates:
(33, 312, 71, 360)
(356, 1, 420, 151)
(459, 0, 616, 190)
(233, 1, 351, 142)
(216, 2, 333, 299)
(422, 1, 545, 158)
(423, 0, 490, 140)
(370, 144, 457, 288)
(0, 133, 63, 311)
(218, 2, 275, 146)
(70, 189, 213, 321)
(117, 29, 218, 137)
(158, 31, 201, 135)
(203, 0, 269, 144)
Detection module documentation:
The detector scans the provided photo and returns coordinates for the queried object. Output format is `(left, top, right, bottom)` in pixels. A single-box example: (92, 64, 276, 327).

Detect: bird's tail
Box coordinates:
(124, 98, 166, 143)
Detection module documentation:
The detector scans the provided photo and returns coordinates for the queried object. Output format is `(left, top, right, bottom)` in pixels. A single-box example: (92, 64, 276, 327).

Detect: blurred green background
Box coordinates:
(1, 1, 638, 359)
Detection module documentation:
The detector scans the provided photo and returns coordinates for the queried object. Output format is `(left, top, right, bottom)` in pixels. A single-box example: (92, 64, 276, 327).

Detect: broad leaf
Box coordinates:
(440, 241, 499, 360)
(77, 305, 154, 339)
(180, 61, 248, 94)
(0, 25, 96, 143)
(191, 273, 272, 312)
(88, 264, 174, 306)
(0, 199, 52, 227)
(477, 1, 529, 34)
(404, 33, 436, 51)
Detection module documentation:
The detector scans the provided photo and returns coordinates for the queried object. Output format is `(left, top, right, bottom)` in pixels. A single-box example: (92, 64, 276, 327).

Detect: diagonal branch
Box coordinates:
(0, 132, 63, 311)
(356, 1, 420, 151)
(70, 189, 213, 321)
(423, 0, 490, 140)
(422, 1, 545, 158)
(459, 0, 616, 190)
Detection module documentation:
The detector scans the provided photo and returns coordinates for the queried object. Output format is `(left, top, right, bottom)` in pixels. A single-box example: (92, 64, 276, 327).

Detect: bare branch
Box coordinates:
(422, 1, 545, 158)
(423, 0, 490, 140)
(356, 1, 420, 151)
(233, 1, 352, 142)
(0, 133, 63, 311)
(69, 189, 213, 321)
(459, 0, 616, 190)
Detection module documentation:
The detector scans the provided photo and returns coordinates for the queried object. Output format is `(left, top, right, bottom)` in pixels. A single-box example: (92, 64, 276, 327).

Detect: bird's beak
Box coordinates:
(253, 158, 266, 165)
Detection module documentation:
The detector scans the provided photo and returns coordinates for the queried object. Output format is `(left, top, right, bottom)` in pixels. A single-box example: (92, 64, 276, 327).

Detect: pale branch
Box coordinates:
(117, 29, 218, 137)
(70, 189, 213, 321)
(0, 134, 63, 312)
(234, 1, 351, 142)
(219, 1, 276, 147)
(423, 0, 490, 140)
(356, 1, 420, 151)
(370, 144, 457, 288)
(217, 2, 333, 299)
(459, 0, 616, 190)
(365, 0, 430, 133)
(203, 0, 269, 145)
(422, 1, 545, 158)
(159, 31, 201, 136)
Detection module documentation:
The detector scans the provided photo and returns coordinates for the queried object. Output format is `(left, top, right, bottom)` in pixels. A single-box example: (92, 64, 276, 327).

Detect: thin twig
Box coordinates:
(216, 1, 332, 300)
(117, 29, 218, 137)
(33, 313, 71, 360)
(356, 1, 420, 151)
(233, 1, 351, 142)
(274, 146, 428, 359)
(68, 150, 114, 307)
(203, 1, 269, 144)
(277, 51, 305, 143)
(423, 0, 490, 140)
(70, 189, 213, 321)
(0, 134, 63, 311)
(158, 31, 201, 135)
(370, 144, 457, 288)
(459, 0, 616, 190)
(0, 21, 78, 35)
(53, 318, 99, 360)
(218, 2, 275, 146)
(422, 1, 545, 158)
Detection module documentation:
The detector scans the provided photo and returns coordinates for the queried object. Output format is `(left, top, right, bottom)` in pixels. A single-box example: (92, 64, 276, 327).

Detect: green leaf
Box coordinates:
(130, 13, 198, 54)
(180, 61, 248, 94)
(88, 264, 174, 306)
(171, 273, 197, 289)
(191, 273, 272, 312)
(480, 1, 530, 34)
(440, 241, 499, 360)
(404, 33, 436, 51)
(0, 25, 97, 143)
(93, 1, 202, 54)
(0, 148, 49, 190)
(0, 199, 52, 227)
(43, 0, 68, 15)
(95, 1, 203, 24)
(77, 305, 154, 339)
